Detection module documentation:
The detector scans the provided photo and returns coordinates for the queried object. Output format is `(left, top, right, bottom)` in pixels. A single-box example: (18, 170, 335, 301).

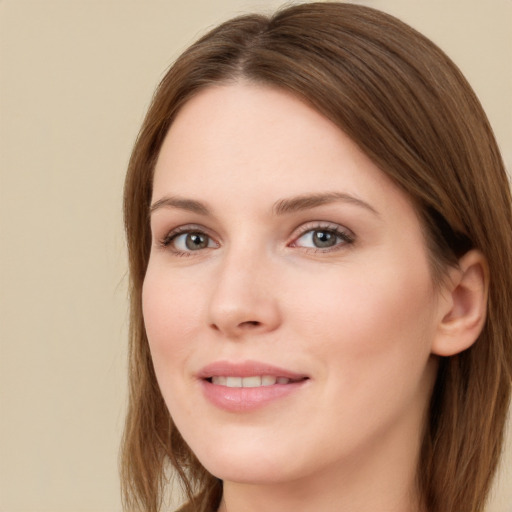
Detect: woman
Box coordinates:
(121, 3, 512, 512)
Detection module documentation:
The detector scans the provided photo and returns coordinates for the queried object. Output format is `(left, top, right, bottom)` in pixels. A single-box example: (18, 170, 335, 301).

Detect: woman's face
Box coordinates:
(143, 83, 443, 486)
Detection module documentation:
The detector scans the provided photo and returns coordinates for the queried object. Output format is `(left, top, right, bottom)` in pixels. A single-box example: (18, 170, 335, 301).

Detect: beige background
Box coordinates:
(0, 1, 510, 511)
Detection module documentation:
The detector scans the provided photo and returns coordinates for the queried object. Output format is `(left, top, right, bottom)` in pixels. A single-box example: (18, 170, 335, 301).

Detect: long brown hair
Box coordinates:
(121, 3, 512, 511)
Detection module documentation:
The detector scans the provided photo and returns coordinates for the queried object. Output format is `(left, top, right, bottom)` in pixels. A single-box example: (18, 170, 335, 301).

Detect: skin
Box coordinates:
(142, 83, 481, 512)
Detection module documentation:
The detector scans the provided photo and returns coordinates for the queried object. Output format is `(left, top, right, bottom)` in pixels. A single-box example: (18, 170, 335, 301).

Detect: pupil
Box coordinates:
(186, 233, 207, 250)
(313, 230, 336, 248)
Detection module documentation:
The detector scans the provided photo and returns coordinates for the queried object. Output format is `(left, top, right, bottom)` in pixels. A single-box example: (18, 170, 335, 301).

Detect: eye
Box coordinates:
(291, 225, 354, 250)
(162, 228, 218, 254)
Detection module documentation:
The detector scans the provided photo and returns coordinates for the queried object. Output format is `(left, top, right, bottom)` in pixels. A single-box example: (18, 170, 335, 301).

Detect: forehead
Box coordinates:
(152, 82, 416, 225)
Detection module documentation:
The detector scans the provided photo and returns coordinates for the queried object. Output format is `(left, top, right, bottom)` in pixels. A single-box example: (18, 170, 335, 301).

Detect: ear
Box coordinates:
(431, 250, 489, 357)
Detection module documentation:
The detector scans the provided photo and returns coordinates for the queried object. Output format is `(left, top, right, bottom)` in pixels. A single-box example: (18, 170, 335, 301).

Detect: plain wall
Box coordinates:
(0, 1, 510, 511)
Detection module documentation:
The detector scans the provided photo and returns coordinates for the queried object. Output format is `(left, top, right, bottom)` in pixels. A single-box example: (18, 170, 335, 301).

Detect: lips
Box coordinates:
(198, 360, 308, 380)
(198, 360, 309, 411)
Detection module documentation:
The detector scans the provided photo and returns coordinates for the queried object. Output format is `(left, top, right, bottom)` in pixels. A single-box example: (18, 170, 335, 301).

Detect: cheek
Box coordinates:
(142, 266, 204, 371)
(287, 255, 436, 381)
(279, 259, 437, 455)
(141, 266, 209, 426)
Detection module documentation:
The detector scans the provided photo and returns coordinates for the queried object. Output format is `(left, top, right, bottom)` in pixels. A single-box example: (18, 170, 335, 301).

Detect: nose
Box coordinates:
(207, 248, 281, 338)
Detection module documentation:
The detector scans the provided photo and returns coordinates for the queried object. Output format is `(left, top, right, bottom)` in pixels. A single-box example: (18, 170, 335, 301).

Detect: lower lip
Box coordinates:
(201, 379, 307, 412)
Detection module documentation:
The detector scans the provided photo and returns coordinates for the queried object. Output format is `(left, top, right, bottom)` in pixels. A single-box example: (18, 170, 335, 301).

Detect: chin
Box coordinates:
(202, 456, 297, 485)
(183, 430, 305, 484)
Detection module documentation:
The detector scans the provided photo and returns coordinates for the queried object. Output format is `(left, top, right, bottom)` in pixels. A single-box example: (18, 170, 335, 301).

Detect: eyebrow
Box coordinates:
(149, 196, 210, 216)
(149, 191, 379, 217)
(273, 192, 379, 216)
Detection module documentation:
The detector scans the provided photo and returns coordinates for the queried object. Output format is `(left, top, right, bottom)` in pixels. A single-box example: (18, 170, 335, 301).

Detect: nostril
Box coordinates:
(241, 321, 260, 327)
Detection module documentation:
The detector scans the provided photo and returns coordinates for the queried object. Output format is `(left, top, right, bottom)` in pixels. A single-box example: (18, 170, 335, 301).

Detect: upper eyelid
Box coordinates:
(159, 223, 214, 238)
(290, 221, 354, 237)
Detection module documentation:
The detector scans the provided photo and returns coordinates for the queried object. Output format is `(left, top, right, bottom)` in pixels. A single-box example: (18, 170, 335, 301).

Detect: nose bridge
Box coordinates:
(207, 239, 280, 336)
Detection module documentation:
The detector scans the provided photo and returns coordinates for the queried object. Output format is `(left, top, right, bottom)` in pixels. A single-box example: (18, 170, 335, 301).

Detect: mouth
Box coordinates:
(198, 360, 310, 411)
(207, 375, 307, 387)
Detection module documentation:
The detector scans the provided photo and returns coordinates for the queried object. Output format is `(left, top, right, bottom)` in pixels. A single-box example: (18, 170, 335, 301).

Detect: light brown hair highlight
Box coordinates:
(121, 3, 512, 512)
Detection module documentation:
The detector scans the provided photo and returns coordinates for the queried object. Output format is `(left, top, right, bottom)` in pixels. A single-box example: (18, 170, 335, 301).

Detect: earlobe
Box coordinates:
(431, 250, 489, 357)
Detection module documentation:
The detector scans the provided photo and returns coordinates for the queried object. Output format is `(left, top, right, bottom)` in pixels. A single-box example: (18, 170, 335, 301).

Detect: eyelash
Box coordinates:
(291, 222, 355, 252)
(159, 222, 355, 257)
(160, 225, 217, 257)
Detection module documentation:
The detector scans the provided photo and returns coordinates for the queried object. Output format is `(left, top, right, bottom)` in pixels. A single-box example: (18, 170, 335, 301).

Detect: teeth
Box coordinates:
(226, 376, 242, 388)
(210, 375, 292, 387)
(262, 375, 277, 386)
(242, 376, 261, 387)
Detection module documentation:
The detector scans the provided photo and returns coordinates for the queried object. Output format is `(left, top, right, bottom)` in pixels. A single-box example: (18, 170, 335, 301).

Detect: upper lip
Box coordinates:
(197, 360, 309, 381)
